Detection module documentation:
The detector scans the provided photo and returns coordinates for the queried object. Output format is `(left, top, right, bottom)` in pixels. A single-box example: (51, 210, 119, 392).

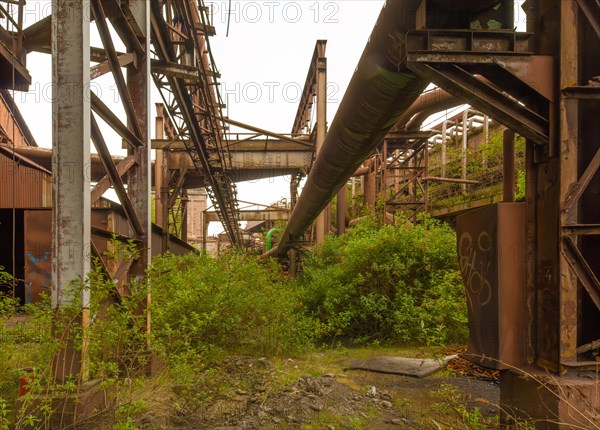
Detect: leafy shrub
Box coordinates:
(148, 251, 314, 367)
(298, 217, 468, 346)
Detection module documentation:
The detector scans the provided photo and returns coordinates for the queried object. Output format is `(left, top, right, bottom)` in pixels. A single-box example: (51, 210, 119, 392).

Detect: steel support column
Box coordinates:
(461, 110, 469, 194)
(154, 109, 165, 230)
(127, 0, 151, 276)
(558, 0, 581, 366)
(315, 43, 328, 244)
(503, 129, 515, 203)
(337, 183, 347, 236)
(51, 0, 91, 382)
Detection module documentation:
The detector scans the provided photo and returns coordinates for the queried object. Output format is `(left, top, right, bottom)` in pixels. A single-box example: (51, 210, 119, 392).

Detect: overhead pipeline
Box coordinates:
(270, 0, 429, 254)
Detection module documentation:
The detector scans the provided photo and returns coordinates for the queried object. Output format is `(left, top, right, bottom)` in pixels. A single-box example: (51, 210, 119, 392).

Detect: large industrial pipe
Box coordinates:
(271, 1, 428, 254)
(350, 88, 461, 177)
(404, 94, 463, 130)
(394, 88, 458, 130)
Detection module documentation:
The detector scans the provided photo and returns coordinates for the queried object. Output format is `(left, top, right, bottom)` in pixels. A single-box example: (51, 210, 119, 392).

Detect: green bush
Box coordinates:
(298, 217, 468, 346)
(148, 252, 314, 366)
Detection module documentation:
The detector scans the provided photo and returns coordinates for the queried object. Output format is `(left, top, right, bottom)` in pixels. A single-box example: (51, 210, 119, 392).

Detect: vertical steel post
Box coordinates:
(559, 0, 579, 364)
(315, 42, 327, 244)
(127, 0, 151, 343)
(364, 159, 377, 210)
(482, 115, 489, 169)
(337, 183, 347, 235)
(382, 140, 388, 222)
(127, 0, 151, 271)
(423, 141, 429, 213)
(503, 129, 515, 203)
(202, 211, 208, 252)
(155, 111, 165, 231)
(441, 121, 448, 177)
(51, 0, 91, 382)
(181, 194, 188, 243)
(461, 110, 469, 194)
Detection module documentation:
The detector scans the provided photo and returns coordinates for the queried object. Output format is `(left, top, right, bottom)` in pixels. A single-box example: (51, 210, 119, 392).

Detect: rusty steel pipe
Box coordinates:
(350, 88, 460, 178)
(270, 1, 428, 254)
(405, 94, 463, 130)
(394, 88, 458, 130)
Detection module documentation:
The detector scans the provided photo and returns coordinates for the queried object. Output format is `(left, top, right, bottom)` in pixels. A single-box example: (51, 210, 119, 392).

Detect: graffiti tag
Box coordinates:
(459, 232, 494, 311)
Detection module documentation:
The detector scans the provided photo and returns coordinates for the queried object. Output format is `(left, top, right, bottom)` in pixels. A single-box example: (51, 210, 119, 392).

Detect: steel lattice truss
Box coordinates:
(150, 0, 242, 245)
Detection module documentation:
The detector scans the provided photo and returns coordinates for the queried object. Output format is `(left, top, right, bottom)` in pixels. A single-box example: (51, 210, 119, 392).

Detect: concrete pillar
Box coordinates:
(51, 0, 91, 382)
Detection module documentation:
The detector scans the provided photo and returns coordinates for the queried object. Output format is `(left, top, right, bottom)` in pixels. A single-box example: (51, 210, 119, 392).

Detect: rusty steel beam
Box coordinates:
(292, 40, 327, 137)
(91, 93, 142, 148)
(106, 0, 145, 57)
(205, 209, 289, 223)
(153, 138, 310, 152)
(151, 0, 241, 245)
(223, 117, 313, 148)
(563, 85, 600, 99)
(126, 0, 151, 280)
(91, 115, 144, 237)
(561, 236, 600, 313)
(91, 0, 143, 141)
(90, 52, 135, 80)
(575, 0, 600, 40)
(407, 63, 549, 144)
(91, 155, 137, 204)
(0, 0, 29, 90)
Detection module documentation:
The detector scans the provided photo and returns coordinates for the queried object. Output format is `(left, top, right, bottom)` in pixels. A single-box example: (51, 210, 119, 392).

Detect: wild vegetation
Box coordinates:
(0, 218, 507, 429)
(299, 217, 467, 347)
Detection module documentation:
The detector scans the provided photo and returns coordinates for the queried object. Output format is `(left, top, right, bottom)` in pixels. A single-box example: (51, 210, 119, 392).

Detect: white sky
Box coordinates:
(9, 1, 527, 236)
(10, 1, 385, 235)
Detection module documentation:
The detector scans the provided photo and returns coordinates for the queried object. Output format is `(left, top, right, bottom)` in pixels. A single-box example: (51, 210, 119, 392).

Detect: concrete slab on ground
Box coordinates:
(343, 356, 445, 378)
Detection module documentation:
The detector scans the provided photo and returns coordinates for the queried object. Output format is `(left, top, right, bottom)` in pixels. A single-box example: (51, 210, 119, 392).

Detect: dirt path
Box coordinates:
(167, 354, 501, 429)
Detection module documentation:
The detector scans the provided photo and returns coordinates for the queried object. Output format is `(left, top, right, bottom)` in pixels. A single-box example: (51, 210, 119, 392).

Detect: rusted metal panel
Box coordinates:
(24, 210, 52, 303)
(0, 90, 36, 146)
(0, 151, 51, 208)
(457, 203, 527, 370)
(500, 368, 600, 429)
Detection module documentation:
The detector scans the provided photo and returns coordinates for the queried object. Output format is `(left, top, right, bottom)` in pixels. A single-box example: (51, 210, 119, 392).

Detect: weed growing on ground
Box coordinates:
(148, 251, 316, 375)
(298, 217, 468, 346)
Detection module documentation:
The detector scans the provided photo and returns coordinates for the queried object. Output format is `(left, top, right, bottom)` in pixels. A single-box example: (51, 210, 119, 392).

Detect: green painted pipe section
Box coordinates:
(266, 228, 283, 251)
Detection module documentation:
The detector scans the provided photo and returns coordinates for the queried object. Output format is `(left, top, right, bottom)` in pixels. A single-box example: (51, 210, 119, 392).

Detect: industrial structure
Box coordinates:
(0, 0, 599, 428)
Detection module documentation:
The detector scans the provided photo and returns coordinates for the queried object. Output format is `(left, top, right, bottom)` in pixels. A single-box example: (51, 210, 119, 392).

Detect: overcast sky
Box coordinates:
(9, 1, 386, 234)
(9, 1, 526, 234)
(208, 0, 386, 212)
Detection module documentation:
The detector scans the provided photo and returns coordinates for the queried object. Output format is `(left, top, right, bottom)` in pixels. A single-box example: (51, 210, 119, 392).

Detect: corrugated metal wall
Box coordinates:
(0, 152, 51, 208)
(0, 92, 29, 147)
